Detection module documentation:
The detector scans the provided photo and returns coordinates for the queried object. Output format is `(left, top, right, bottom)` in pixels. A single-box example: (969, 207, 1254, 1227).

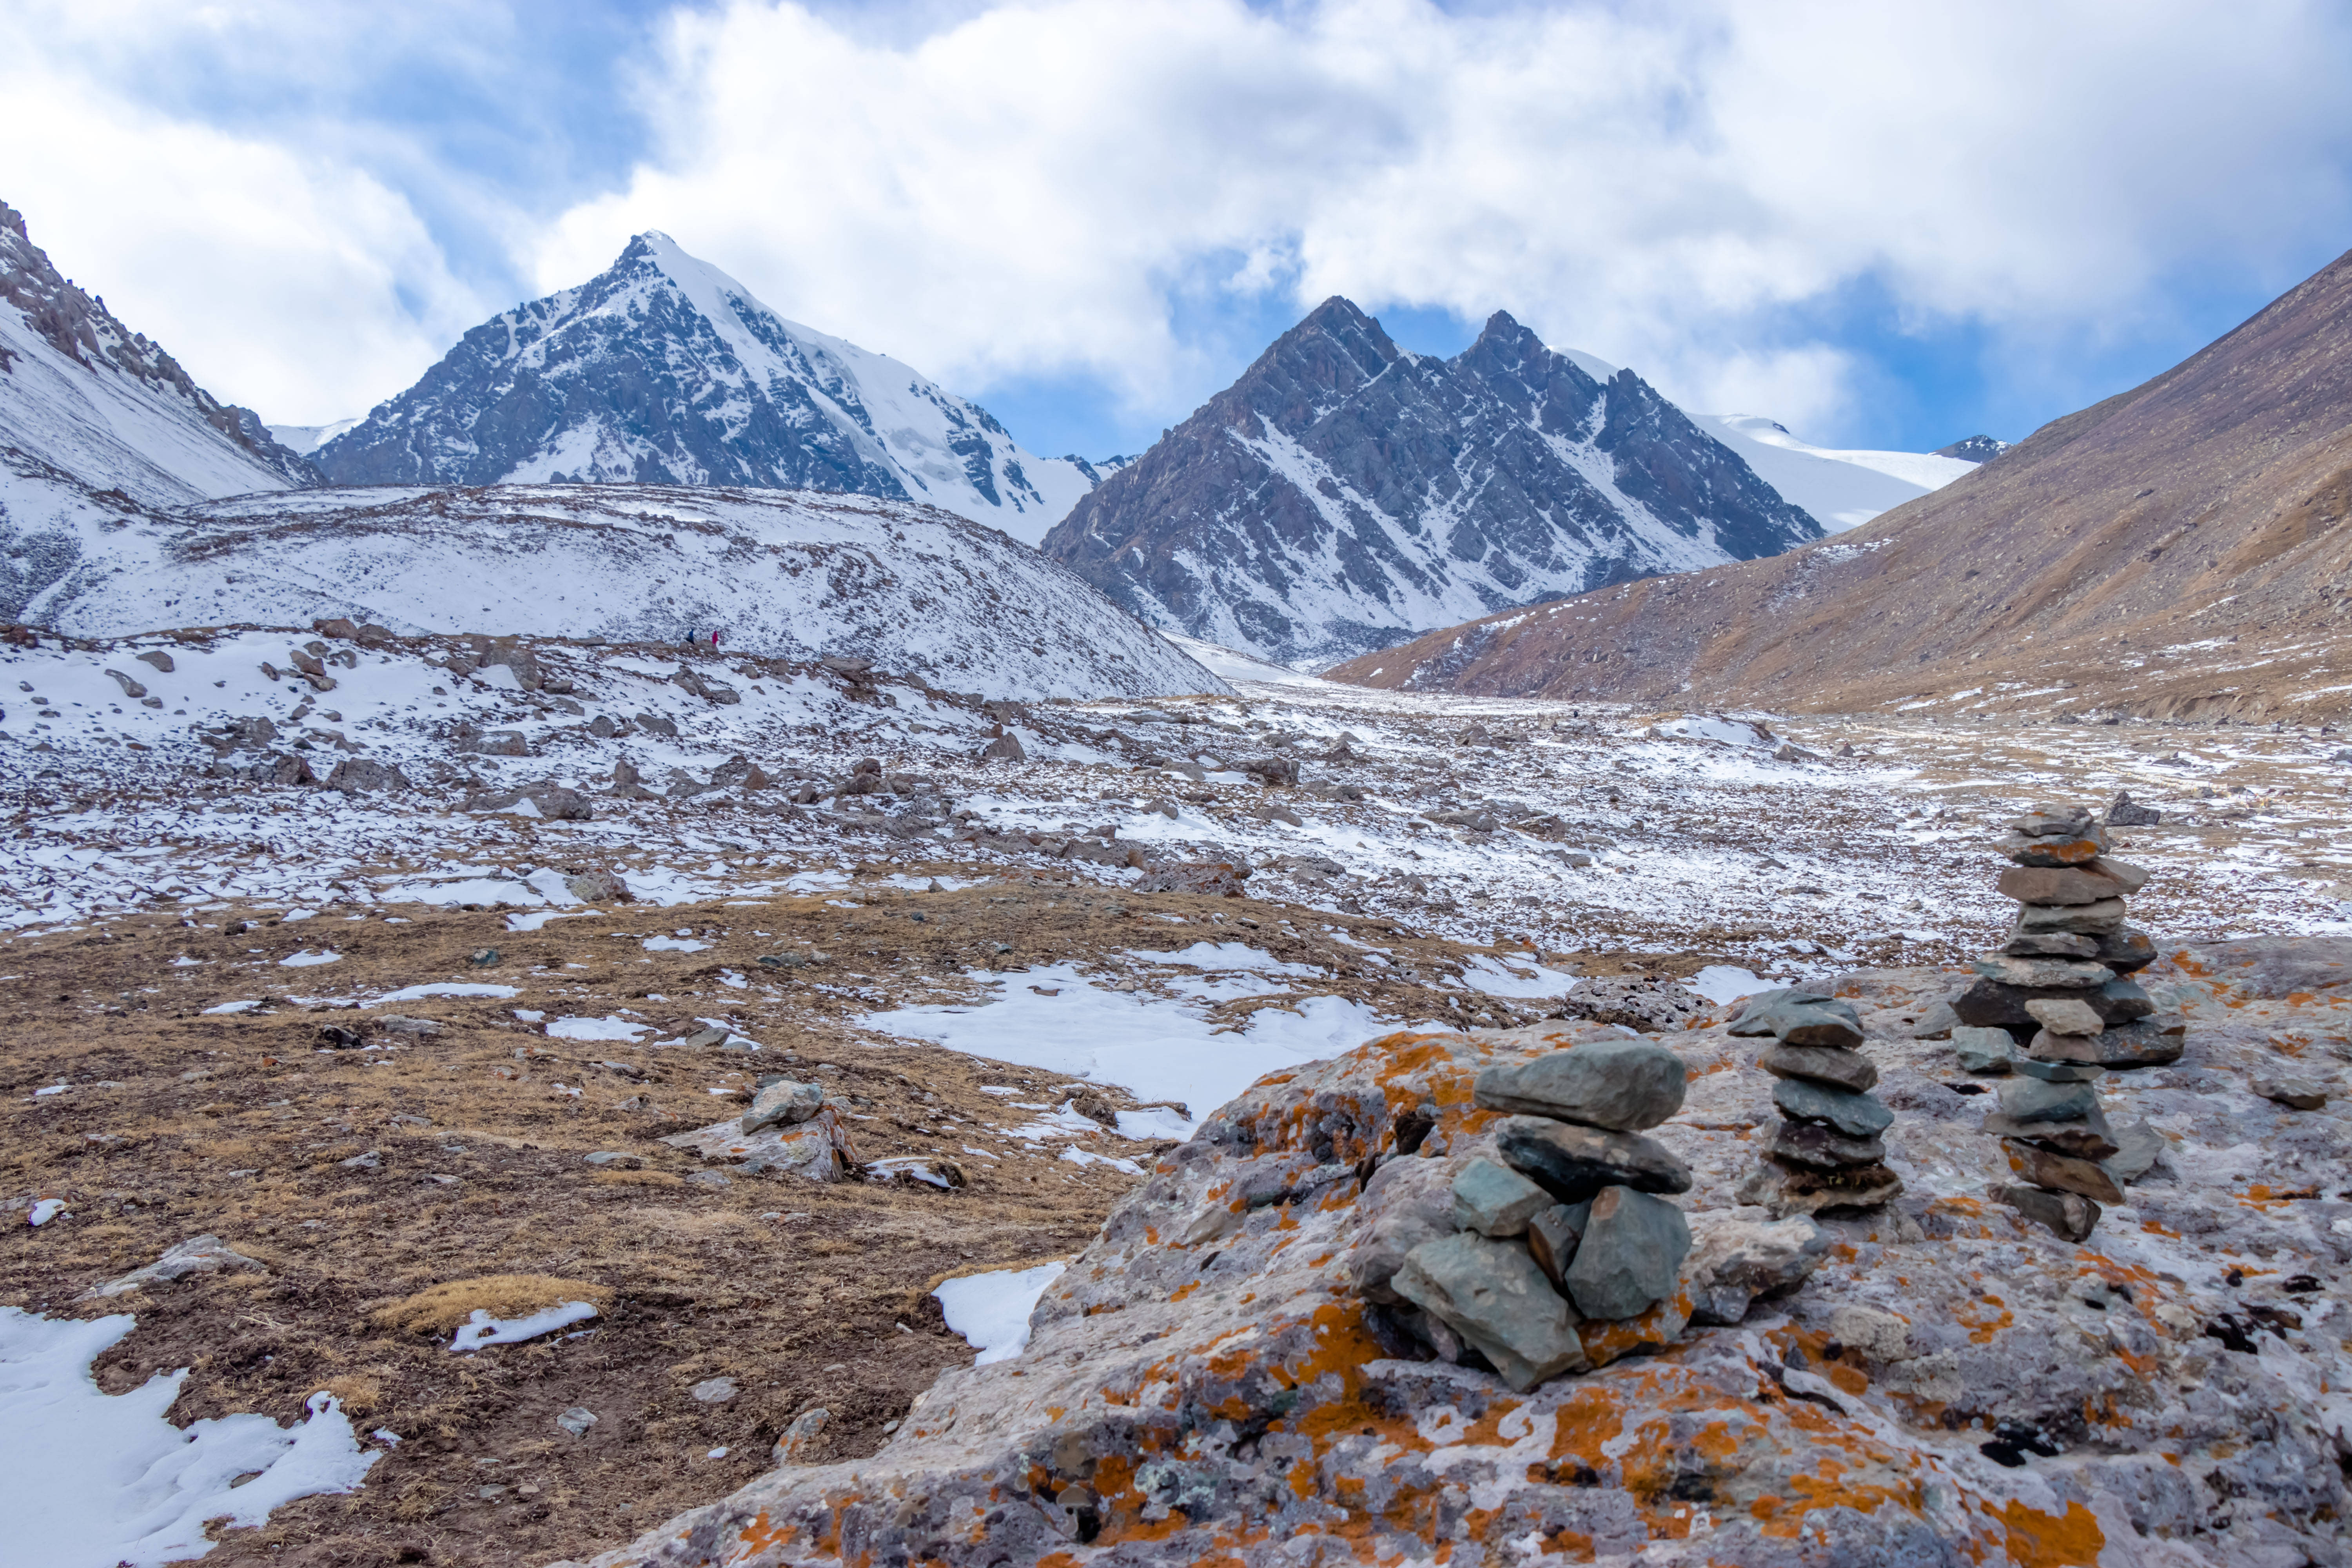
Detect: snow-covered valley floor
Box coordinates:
(2, 622, 2348, 1565)
(4, 626, 2345, 958)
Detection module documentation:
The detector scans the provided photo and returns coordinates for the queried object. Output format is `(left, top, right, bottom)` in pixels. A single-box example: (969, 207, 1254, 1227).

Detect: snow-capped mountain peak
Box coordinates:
(1041, 301, 1823, 668)
(1543, 343, 1978, 533)
(315, 232, 1100, 543)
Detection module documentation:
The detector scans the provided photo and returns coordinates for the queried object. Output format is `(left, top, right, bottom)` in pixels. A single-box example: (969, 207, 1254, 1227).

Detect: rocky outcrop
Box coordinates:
(570, 949, 2352, 1565)
(1040, 298, 1819, 666)
(1933, 434, 2011, 462)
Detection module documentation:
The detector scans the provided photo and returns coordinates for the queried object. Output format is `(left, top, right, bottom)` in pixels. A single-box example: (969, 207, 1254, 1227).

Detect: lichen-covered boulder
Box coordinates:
(575, 949, 2352, 1568)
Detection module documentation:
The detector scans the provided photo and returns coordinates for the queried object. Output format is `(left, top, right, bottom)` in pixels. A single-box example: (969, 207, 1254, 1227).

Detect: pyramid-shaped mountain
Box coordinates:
(1038, 298, 1821, 665)
(317, 233, 1098, 541)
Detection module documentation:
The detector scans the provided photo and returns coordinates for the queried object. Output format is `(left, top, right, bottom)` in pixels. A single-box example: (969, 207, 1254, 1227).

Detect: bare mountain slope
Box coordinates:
(1331, 247, 2352, 722)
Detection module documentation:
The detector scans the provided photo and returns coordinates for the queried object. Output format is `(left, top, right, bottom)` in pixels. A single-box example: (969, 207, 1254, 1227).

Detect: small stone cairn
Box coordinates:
(1950, 803, 2180, 1241)
(1387, 1039, 1694, 1391)
(1729, 990, 1902, 1215)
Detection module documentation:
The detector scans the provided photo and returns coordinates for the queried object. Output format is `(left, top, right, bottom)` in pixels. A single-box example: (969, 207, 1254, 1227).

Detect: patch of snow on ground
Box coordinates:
(545, 1016, 652, 1042)
(506, 910, 600, 932)
(1114, 1106, 1196, 1141)
(933, 1263, 1067, 1365)
(448, 1302, 599, 1352)
(0, 1308, 379, 1567)
(1460, 954, 1578, 998)
(1688, 965, 1781, 1004)
(1657, 714, 1775, 748)
(367, 984, 519, 1005)
(1060, 1147, 1145, 1175)
(864, 962, 1386, 1118)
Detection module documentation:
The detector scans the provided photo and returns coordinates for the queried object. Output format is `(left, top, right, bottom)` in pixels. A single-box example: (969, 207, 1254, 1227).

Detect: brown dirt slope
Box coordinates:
(1328, 246, 2352, 721)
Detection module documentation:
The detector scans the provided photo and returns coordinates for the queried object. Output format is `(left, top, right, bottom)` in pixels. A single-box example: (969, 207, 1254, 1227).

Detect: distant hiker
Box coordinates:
(683, 628, 696, 648)
(710, 629, 721, 650)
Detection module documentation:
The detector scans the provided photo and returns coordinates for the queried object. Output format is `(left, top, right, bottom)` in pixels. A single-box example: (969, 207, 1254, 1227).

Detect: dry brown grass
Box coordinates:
(368, 1275, 616, 1337)
(323, 1372, 387, 1413)
(0, 875, 1596, 1566)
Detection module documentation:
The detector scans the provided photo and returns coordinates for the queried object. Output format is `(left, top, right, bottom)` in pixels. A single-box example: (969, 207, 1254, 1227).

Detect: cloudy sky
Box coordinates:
(5, 0, 2349, 461)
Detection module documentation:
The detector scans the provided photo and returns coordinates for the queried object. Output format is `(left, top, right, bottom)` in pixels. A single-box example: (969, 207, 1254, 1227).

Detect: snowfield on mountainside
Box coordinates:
(5, 483, 1224, 702)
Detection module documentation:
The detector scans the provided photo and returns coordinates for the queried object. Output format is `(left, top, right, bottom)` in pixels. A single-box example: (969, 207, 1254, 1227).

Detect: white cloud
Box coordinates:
(6, 0, 2350, 439)
(536, 0, 2352, 434)
(0, 75, 486, 423)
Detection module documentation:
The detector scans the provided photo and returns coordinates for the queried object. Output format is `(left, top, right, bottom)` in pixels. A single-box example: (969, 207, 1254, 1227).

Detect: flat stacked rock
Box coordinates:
(1955, 804, 2174, 1241)
(1951, 804, 2184, 1069)
(1729, 990, 1901, 1215)
(1385, 1039, 1695, 1391)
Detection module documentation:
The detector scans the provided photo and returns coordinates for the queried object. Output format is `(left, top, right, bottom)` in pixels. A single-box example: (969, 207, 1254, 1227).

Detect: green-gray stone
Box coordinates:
(1450, 1158, 1552, 1238)
(1563, 1186, 1691, 1320)
(2013, 1056, 2104, 1083)
(1998, 1076, 2097, 1123)
(1758, 1042, 1877, 1092)
(1496, 1116, 1692, 1205)
(2100, 977, 2154, 1021)
(1727, 989, 1842, 1038)
(1472, 1038, 1688, 1131)
(1392, 1231, 1588, 1390)
(1951, 1025, 2015, 1074)
(1771, 1077, 1893, 1138)
(1763, 1000, 1866, 1049)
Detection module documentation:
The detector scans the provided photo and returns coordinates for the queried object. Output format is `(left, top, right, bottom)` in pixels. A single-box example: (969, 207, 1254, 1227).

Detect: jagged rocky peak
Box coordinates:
(314, 231, 1101, 543)
(1040, 296, 1820, 667)
(0, 198, 317, 502)
(1935, 434, 2011, 463)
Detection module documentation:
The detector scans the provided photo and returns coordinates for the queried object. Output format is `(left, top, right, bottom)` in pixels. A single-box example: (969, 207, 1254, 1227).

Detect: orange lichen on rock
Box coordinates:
(1576, 1290, 1690, 1367)
(1955, 1295, 2014, 1344)
(1997, 1499, 2106, 1567)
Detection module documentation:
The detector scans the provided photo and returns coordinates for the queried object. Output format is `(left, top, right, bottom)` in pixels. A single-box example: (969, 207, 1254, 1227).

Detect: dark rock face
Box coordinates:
(1039, 298, 1820, 666)
(314, 232, 1084, 533)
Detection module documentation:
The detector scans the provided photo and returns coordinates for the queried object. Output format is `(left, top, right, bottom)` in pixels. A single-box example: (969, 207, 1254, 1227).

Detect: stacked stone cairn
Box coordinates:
(1951, 803, 2180, 1241)
(1387, 1039, 1693, 1392)
(1730, 989, 1902, 1215)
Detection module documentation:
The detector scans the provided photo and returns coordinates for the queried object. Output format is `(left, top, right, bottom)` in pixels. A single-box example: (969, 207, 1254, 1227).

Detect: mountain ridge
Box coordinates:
(10, 478, 1225, 702)
(1039, 298, 1822, 666)
(0, 200, 318, 506)
(1327, 244, 2352, 722)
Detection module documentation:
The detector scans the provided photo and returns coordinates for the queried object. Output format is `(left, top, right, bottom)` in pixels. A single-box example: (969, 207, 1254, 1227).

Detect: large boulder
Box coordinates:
(564, 957, 2352, 1568)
